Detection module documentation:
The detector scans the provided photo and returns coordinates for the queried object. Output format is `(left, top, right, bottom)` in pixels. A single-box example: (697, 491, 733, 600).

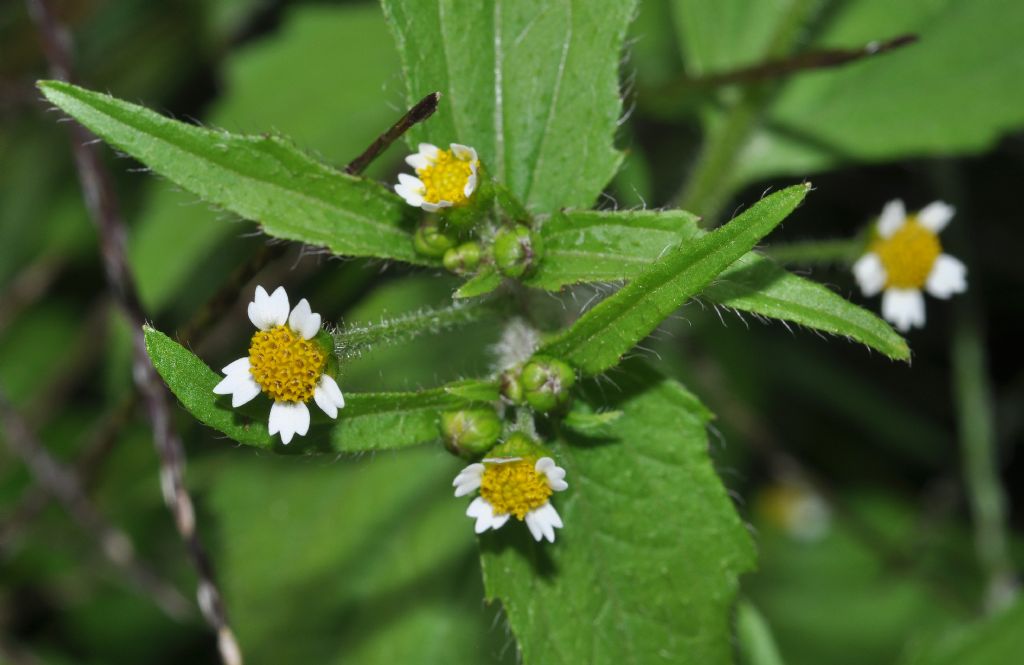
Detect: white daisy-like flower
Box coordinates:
(453, 456, 568, 543)
(212, 286, 345, 444)
(852, 200, 967, 332)
(394, 142, 479, 212)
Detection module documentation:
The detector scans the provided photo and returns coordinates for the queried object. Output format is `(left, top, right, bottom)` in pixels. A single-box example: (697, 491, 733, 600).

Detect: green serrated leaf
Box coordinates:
(143, 326, 475, 453)
(899, 598, 1024, 665)
(529, 208, 906, 360)
(38, 80, 426, 265)
(454, 268, 503, 299)
(480, 362, 754, 665)
(542, 184, 810, 374)
(380, 0, 637, 212)
(705, 253, 909, 361)
(528, 209, 703, 290)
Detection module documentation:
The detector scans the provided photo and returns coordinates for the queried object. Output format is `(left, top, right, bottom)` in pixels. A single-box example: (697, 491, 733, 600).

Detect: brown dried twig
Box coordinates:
(26, 1, 241, 663)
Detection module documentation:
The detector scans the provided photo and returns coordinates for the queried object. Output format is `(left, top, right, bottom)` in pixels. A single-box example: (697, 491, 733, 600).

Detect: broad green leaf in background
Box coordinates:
(143, 327, 484, 453)
(380, 0, 637, 212)
(899, 598, 1024, 665)
(131, 4, 406, 310)
(38, 81, 425, 267)
(542, 184, 811, 374)
(481, 362, 755, 665)
(205, 449, 514, 665)
(669, 0, 1024, 196)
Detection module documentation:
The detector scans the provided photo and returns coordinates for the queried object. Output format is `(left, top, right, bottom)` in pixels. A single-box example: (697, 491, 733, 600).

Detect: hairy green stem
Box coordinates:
(333, 297, 498, 362)
(764, 237, 865, 266)
(675, 0, 822, 222)
(952, 297, 1018, 612)
(735, 599, 786, 665)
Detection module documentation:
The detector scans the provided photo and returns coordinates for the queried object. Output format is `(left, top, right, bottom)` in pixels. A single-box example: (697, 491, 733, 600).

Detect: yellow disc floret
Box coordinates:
(248, 325, 326, 403)
(480, 458, 552, 520)
(417, 149, 474, 205)
(871, 216, 942, 289)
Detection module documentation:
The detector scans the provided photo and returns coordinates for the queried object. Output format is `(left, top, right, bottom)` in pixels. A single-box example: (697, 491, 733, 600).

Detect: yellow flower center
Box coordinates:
(417, 149, 474, 205)
(480, 458, 552, 520)
(871, 216, 942, 289)
(248, 325, 325, 403)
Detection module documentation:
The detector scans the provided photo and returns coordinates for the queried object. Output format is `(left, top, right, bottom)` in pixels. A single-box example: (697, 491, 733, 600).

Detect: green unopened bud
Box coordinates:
(520, 355, 576, 412)
(440, 408, 502, 457)
(443, 241, 482, 274)
(413, 219, 455, 258)
(493, 224, 542, 278)
(487, 431, 544, 458)
(499, 368, 524, 403)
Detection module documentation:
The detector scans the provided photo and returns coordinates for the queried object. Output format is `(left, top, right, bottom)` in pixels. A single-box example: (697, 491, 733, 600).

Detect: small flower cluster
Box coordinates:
(393, 142, 543, 281)
(212, 286, 573, 543)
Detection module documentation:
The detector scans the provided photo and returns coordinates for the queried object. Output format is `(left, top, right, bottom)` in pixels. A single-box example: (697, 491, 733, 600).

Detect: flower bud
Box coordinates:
(499, 368, 524, 403)
(520, 355, 576, 412)
(443, 241, 482, 274)
(493, 224, 542, 279)
(440, 408, 502, 457)
(413, 218, 455, 258)
(487, 431, 543, 458)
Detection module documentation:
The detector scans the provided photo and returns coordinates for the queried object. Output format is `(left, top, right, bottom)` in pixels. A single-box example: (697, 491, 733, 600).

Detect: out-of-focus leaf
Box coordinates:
(480, 362, 755, 665)
(671, 0, 1024, 188)
(133, 4, 407, 310)
(542, 184, 810, 374)
(380, 0, 637, 212)
(39, 81, 424, 266)
(143, 327, 478, 453)
(205, 449, 513, 665)
(899, 598, 1024, 665)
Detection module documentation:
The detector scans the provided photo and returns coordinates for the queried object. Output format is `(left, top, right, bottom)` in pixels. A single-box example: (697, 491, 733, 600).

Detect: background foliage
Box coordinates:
(1, 1, 1022, 664)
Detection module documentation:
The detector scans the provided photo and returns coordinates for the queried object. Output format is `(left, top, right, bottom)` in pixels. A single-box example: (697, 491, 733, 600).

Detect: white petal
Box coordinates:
(464, 170, 478, 198)
(467, 497, 498, 533)
(489, 513, 511, 531)
(405, 153, 430, 170)
(229, 375, 261, 408)
(248, 286, 272, 330)
(319, 374, 344, 408)
(536, 457, 569, 492)
(450, 143, 476, 161)
(395, 184, 425, 208)
(852, 252, 887, 297)
(398, 173, 425, 191)
(925, 254, 967, 299)
(453, 463, 484, 489)
(313, 383, 339, 419)
(269, 401, 310, 445)
(524, 511, 544, 541)
(221, 357, 250, 377)
(877, 199, 906, 238)
(213, 372, 240, 396)
(417, 143, 440, 159)
(288, 298, 321, 340)
(917, 201, 955, 233)
(526, 502, 563, 543)
(882, 288, 926, 332)
(266, 287, 290, 327)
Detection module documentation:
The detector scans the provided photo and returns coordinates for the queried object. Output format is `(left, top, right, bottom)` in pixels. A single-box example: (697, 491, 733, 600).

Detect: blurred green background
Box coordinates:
(1, 1, 1022, 663)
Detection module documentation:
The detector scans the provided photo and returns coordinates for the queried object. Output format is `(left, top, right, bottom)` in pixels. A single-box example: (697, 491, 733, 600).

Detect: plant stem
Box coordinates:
(952, 297, 1019, 612)
(763, 237, 864, 267)
(675, 0, 822, 222)
(735, 599, 786, 665)
(333, 297, 499, 362)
